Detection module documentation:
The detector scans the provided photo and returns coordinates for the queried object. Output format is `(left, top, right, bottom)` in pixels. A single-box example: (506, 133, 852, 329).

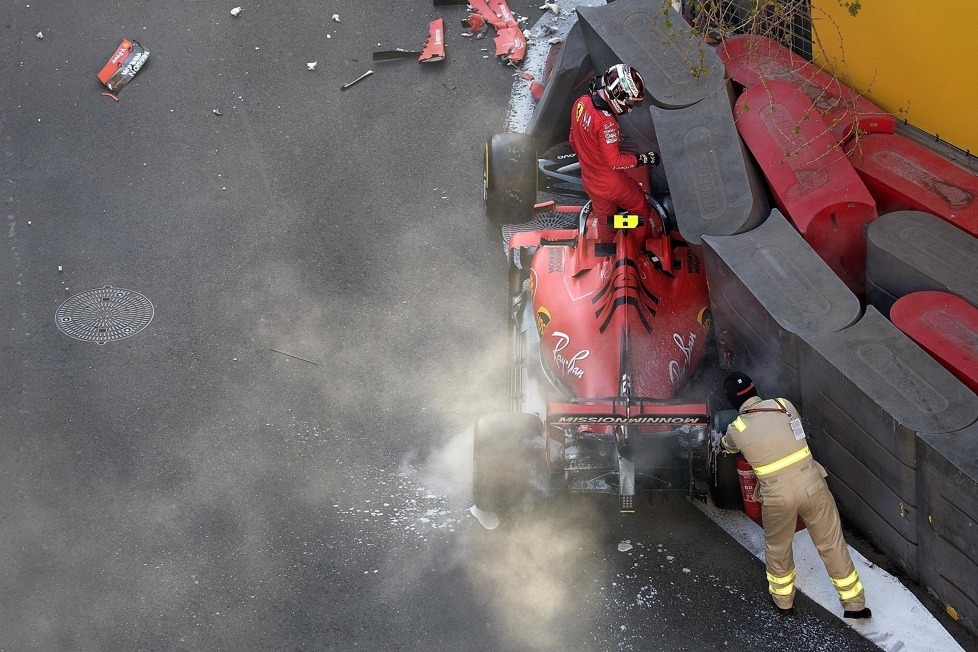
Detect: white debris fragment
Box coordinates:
(35, 31, 43, 39)
(331, 13, 340, 22)
(307, 61, 317, 71)
(58, 265, 63, 272)
(548, 37, 563, 45)
(468, 505, 499, 530)
(540, 1, 561, 14)
(618, 541, 634, 552)
(230, 6, 241, 17)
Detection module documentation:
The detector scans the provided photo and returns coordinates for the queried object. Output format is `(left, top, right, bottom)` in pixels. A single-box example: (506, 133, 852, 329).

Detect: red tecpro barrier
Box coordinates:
(847, 133, 978, 237)
(734, 81, 878, 296)
(890, 291, 978, 395)
(717, 35, 894, 145)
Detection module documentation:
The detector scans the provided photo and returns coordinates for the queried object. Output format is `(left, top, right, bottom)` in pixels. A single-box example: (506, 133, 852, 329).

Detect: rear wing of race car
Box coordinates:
(547, 400, 709, 427)
(546, 400, 711, 512)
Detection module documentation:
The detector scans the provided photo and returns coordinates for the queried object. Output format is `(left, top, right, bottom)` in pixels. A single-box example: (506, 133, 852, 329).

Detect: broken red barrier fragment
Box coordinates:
(97, 39, 149, 93)
(466, 0, 526, 65)
(419, 18, 445, 63)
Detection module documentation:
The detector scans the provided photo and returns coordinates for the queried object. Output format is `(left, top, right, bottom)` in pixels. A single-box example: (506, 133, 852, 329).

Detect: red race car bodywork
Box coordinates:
(515, 222, 711, 400)
(478, 132, 720, 513)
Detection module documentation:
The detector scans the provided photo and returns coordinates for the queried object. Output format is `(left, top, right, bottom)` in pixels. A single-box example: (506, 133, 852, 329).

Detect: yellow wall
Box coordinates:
(812, 0, 978, 153)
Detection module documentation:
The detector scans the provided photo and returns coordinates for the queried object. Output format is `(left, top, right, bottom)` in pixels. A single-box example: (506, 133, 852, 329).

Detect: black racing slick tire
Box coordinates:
(484, 133, 537, 225)
(709, 409, 743, 510)
(472, 412, 542, 513)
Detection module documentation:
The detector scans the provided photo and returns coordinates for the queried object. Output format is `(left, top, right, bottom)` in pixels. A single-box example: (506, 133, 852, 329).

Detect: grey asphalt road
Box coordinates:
(0, 2, 961, 651)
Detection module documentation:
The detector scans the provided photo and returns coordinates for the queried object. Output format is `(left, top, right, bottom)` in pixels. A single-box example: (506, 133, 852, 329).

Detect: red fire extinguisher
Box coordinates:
(736, 455, 763, 522)
(736, 455, 806, 531)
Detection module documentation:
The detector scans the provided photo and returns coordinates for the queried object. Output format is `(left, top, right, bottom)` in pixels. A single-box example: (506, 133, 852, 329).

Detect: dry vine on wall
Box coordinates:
(655, 0, 872, 158)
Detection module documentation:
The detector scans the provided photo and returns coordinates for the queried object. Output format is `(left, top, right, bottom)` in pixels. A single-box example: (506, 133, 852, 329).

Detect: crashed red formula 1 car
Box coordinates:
(474, 133, 724, 514)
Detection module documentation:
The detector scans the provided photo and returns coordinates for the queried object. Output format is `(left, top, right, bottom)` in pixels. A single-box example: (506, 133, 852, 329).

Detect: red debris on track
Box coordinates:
(97, 39, 149, 93)
(419, 18, 446, 63)
(464, 0, 526, 65)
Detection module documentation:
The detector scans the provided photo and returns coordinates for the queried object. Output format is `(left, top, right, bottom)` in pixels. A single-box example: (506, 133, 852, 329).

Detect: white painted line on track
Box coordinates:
(697, 500, 963, 652)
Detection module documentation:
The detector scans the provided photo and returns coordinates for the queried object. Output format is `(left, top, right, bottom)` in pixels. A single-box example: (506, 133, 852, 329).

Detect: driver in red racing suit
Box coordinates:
(569, 64, 661, 242)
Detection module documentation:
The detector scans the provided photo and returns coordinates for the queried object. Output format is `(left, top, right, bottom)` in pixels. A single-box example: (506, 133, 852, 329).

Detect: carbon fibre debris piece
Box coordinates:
(341, 70, 374, 90)
(373, 49, 423, 62)
(374, 18, 445, 64)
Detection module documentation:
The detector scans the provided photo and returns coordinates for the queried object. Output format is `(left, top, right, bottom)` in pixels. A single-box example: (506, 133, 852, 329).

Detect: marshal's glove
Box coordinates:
(636, 150, 659, 167)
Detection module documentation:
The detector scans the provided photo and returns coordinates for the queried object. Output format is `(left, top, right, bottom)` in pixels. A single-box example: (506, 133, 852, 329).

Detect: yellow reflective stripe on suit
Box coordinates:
(766, 569, 796, 595)
(753, 446, 811, 476)
(832, 570, 864, 600)
(732, 416, 746, 432)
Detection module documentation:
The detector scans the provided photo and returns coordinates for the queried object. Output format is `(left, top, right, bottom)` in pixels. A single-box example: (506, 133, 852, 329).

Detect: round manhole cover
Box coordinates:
(56, 286, 155, 344)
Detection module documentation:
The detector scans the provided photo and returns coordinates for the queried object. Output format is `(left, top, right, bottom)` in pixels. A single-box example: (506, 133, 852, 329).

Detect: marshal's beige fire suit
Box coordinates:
(721, 396, 866, 611)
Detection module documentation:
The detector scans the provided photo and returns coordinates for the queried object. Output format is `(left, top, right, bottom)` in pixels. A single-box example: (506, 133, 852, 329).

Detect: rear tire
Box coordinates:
(484, 133, 536, 225)
(473, 413, 542, 513)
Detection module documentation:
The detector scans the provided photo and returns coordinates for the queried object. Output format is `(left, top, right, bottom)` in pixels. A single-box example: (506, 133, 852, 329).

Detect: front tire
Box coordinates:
(484, 133, 536, 225)
(472, 413, 542, 513)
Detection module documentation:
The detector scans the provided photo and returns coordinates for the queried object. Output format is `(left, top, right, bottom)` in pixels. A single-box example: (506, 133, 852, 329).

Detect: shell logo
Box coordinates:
(536, 306, 552, 335)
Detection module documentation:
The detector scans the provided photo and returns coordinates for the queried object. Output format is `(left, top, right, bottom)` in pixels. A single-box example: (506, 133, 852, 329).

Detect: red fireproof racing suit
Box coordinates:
(569, 93, 653, 240)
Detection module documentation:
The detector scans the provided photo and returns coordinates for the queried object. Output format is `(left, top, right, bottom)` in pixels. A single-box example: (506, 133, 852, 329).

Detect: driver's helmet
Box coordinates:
(598, 64, 646, 116)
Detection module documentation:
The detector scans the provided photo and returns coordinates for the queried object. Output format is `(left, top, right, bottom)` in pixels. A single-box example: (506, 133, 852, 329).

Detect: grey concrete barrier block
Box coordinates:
(819, 430, 918, 577)
(702, 209, 860, 405)
(652, 80, 769, 244)
(801, 307, 978, 577)
(526, 22, 594, 154)
(918, 426, 978, 634)
(577, 0, 726, 110)
(865, 210, 978, 318)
